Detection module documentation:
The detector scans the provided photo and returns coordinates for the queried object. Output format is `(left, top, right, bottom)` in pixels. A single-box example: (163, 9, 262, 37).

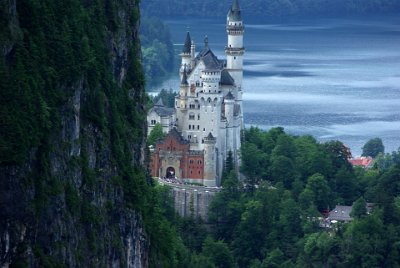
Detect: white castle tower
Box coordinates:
(226, 0, 244, 87)
(148, 0, 245, 187)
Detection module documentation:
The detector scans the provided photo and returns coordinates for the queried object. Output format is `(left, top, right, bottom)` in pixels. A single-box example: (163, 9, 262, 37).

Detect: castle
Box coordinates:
(148, 0, 244, 187)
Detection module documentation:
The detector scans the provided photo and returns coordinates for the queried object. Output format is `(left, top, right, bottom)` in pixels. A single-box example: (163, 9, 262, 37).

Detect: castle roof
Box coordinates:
(168, 128, 188, 144)
(225, 91, 235, 100)
(194, 46, 224, 71)
(205, 132, 215, 140)
(182, 32, 192, 53)
(150, 99, 174, 117)
(228, 0, 242, 22)
(155, 98, 164, 107)
(220, 69, 235, 86)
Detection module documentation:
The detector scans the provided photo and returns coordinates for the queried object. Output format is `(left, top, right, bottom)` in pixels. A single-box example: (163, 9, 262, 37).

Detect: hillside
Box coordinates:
(141, 0, 400, 19)
(0, 0, 151, 266)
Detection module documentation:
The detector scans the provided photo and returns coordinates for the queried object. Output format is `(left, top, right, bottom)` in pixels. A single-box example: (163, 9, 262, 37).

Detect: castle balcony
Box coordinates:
(188, 150, 204, 156)
(159, 150, 183, 159)
(226, 24, 244, 31)
(225, 47, 245, 56)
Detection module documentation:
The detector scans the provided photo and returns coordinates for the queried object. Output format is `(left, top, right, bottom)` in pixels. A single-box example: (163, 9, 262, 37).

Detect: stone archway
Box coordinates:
(166, 167, 176, 179)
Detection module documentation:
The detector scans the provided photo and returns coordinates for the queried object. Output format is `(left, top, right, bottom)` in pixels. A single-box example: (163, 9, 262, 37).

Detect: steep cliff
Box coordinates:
(0, 0, 150, 267)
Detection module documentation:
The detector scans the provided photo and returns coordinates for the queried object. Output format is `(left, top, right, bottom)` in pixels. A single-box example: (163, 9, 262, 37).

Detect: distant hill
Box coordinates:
(141, 0, 400, 19)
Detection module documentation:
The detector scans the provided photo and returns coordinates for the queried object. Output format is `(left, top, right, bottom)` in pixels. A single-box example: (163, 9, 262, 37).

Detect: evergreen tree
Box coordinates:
(362, 138, 385, 158)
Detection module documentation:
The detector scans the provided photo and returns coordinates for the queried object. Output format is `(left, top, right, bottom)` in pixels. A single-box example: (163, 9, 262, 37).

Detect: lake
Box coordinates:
(149, 16, 400, 156)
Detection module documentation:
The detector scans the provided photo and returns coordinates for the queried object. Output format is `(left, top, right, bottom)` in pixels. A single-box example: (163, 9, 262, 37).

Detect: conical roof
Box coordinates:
(182, 32, 191, 53)
(155, 98, 164, 107)
(206, 132, 215, 139)
(225, 91, 235, 100)
(227, 0, 242, 22)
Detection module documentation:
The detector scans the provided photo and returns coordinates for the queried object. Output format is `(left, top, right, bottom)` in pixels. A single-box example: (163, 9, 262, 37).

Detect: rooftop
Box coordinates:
(349, 157, 374, 168)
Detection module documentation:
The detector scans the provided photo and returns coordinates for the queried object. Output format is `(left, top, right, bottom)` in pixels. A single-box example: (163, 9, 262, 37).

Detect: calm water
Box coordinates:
(151, 16, 400, 156)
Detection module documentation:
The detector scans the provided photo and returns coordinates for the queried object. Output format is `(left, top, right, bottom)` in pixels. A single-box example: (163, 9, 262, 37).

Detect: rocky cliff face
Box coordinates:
(0, 0, 149, 267)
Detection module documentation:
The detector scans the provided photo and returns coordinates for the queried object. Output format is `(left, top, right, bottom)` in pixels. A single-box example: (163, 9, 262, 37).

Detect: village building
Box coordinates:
(349, 156, 374, 169)
(147, 0, 244, 187)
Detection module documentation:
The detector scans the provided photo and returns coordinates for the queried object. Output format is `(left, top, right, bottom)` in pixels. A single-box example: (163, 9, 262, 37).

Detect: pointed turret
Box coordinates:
(227, 0, 242, 22)
(181, 32, 192, 74)
(182, 32, 192, 53)
(155, 98, 164, 107)
(226, 0, 245, 88)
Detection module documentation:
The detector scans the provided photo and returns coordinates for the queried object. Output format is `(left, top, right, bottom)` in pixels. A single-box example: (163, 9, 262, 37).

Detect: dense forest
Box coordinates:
(158, 127, 400, 267)
(141, 0, 400, 19)
(0, 0, 179, 266)
(140, 16, 175, 86)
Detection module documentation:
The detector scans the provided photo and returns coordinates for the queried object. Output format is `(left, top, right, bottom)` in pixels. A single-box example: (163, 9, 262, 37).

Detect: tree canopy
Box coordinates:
(362, 138, 385, 158)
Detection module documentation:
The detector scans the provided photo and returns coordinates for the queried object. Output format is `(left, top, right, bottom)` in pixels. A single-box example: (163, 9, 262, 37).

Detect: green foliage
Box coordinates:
(187, 128, 400, 267)
(140, 16, 175, 86)
(150, 88, 177, 108)
(148, 123, 166, 146)
(202, 237, 237, 268)
(350, 197, 367, 219)
(362, 137, 385, 158)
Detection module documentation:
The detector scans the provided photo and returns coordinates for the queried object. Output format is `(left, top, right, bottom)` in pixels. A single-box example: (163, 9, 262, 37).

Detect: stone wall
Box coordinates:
(168, 184, 220, 221)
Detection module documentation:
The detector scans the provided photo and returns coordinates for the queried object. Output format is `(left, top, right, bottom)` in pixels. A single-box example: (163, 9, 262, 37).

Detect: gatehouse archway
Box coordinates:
(166, 167, 176, 179)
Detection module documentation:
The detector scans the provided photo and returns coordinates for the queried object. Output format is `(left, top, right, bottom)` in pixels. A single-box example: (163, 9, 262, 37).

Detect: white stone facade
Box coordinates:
(148, 0, 244, 187)
(178, 0, 244, 186)
(147, 99, 175, 134)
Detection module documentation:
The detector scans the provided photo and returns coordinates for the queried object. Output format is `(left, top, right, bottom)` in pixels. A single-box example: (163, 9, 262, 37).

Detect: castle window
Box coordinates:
(189, 113, 195, 120)
(198, 170, 201, 175)
(197, 125, 200, 130)
(189, 125, 191, 130)
(151, 120, 156, 125)
(198, 114, 200, 120)
(188, 135, 192, 139)
(190, 159, 194, 164)
(234, 56, 236, 60)
(198, 160, 202, 165)
(190, 170, 193, 175)
(203, 128, 206, 131)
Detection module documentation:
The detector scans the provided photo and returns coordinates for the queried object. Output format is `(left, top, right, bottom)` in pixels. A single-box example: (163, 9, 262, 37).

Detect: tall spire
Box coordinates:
(228, 0, 242, 22)
(182, 32, 191, 53)
(232, 0, 240, 11)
